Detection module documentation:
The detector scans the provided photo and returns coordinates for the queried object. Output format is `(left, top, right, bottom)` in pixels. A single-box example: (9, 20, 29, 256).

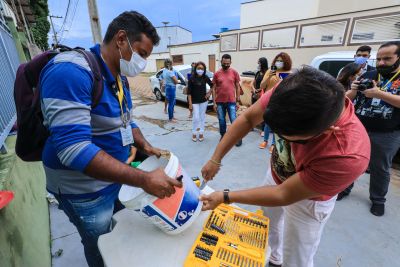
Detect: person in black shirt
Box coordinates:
(187, 62, 196, 118)
(342, 41, 400, 216)
(252, 57, 268, 103)
(188, 61, 213, 142)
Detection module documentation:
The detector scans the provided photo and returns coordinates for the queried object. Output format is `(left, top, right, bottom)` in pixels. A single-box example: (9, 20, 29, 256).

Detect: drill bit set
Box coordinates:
(184, 204, 269, 267)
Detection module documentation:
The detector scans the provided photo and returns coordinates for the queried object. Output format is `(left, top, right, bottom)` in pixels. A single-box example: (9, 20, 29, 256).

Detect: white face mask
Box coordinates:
(119, 38, 147, 77)
(196, 69, 204, 76)
(275, 61, 284, 70)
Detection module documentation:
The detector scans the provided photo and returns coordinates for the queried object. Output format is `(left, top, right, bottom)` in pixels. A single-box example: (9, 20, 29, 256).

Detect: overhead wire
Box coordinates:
(59, 0, 79, 43)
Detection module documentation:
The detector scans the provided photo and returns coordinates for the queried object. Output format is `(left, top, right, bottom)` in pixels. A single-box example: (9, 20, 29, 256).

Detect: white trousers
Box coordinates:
(192, 101, 208, 134)
(261, 167, 336, 267)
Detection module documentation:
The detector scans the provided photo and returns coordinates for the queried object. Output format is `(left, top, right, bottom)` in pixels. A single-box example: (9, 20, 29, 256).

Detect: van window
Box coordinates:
(318, 60, 352, 77)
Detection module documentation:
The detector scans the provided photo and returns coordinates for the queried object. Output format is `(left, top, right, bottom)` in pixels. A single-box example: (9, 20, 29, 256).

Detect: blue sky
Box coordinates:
(48, 0, 244, 49)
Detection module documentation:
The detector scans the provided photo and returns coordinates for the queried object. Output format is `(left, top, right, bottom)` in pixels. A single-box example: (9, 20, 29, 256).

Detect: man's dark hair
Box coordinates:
(356, 45, 372, 54)
(264, 66, 345, 136)
(379, 41, 400, 57)
(221, 54, 231, 61)
(104, 11, 160, 45)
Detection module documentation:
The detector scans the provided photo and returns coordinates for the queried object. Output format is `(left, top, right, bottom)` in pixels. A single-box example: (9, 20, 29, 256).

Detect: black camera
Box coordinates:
(357, 79, 374, 91)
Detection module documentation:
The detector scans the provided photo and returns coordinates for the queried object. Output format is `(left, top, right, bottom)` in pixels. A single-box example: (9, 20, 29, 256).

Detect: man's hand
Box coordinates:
(199, 192, 224, 211)
(201, 160, 221, 181)
(362, 81, 383, 99)
(213, 103, 217, 112)
(142, 168, 182, 198)
(143, 145, 164, 158)
(189, 104, 193, 111)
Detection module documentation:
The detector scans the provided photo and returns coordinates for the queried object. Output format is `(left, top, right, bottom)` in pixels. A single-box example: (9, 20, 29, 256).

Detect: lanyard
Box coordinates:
(378, 69, 400, 91)
(116, 75, 130, 127)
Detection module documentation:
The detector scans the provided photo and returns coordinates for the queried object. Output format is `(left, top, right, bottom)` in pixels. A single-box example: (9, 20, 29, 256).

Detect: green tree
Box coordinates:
(30, 0, 50, 50)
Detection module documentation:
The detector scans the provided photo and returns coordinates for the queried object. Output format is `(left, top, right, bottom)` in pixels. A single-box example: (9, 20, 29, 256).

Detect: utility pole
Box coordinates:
(87, 0, 102, 44)
(49, 15, 62, 46)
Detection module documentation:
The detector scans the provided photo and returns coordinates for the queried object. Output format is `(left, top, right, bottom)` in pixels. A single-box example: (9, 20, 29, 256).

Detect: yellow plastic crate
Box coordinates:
(184, 204, 269, 267)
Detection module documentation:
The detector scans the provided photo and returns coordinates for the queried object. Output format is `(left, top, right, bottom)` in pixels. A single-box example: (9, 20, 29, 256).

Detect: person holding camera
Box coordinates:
(344, 41, 400, 216)
(259, 52, 293, 152)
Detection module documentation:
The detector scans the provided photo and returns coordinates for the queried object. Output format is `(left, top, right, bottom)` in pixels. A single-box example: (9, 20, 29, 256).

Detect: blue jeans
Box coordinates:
(165, 84, 176, 120)
(263, 124, 275, 144)
(217, 102, 237, 136)
(54, 185, 123, 267)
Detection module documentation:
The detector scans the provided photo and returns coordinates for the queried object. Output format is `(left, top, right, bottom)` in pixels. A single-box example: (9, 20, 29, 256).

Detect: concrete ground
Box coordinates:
(50, 77, 400, 267)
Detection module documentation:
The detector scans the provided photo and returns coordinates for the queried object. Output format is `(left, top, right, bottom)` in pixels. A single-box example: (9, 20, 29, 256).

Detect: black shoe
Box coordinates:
(336, 191, 349, 201)
(235, 139, 242, 147)
(370, 203, 385, 216)
(269, 262, 282, 267)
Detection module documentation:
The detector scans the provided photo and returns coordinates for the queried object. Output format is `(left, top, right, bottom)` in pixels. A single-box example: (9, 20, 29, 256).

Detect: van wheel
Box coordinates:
(154, 89, 164, 101)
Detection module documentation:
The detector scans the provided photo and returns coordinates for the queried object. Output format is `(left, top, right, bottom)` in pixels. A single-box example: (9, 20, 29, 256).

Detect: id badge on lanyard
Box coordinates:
(120, 124, 133, 146)
(117, 76, 134, 146)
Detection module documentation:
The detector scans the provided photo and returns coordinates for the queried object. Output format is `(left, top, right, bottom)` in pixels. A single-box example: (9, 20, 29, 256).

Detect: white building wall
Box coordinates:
(240, 0, 400, 29)
(169, 41, 220, 72)
(152, 26, 192, 53)
(222, 5, 400, 74)
(144, 52, 170, 73)
(317, 0, 400, 16)
(240, 0, 319, 28)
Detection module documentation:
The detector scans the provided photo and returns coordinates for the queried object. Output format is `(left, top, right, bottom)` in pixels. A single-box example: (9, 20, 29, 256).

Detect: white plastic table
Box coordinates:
(98, 186, 270, 266)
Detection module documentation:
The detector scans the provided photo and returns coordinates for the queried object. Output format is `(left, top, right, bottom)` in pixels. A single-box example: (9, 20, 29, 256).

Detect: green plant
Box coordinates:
(30, 0, 50, 50)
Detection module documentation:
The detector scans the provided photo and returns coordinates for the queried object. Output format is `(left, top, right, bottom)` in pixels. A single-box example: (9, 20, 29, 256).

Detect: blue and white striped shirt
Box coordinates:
(40, 44, 138, 198)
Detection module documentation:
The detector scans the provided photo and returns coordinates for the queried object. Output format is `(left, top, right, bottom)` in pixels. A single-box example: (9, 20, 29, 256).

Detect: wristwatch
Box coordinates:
(223, 189, 231, 204)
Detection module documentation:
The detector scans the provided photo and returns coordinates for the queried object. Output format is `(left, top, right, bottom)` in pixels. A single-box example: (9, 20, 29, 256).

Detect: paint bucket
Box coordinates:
(118, 152, 202, 235)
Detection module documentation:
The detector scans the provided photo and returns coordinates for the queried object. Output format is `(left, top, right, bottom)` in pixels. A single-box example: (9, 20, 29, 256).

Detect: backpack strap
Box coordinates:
(74, 49, 104, 108)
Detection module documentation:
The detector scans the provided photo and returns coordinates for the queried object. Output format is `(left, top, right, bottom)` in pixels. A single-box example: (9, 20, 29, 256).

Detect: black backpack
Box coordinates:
(13, 47, 104, 162)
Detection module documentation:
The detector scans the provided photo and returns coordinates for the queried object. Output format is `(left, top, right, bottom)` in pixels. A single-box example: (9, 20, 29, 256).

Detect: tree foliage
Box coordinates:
(30, 0, 50, 50)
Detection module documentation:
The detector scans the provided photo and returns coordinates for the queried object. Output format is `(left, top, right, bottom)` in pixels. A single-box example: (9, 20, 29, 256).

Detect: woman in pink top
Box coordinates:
(200, 66, 370, 267)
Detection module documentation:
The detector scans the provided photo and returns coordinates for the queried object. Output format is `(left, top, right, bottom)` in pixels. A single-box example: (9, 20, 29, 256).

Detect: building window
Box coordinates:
(239, 31, 260, 51)
(220, 34, 238, 52)
(350, 13, 400, 44)
(298, 20, 348, 47)
(172, 55, 183, 65)
(261, 27, 297, 49)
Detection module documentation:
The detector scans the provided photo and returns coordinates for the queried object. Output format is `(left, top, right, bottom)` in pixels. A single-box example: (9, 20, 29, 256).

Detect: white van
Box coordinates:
(310, 51, 377, 77)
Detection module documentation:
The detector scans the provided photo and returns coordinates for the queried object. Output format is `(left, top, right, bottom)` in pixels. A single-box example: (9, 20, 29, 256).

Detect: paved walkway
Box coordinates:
(50, 85, 400, 267)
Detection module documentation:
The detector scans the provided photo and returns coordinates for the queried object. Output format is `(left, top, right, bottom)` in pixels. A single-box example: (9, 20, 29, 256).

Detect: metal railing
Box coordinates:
(0, 16, 19, 150)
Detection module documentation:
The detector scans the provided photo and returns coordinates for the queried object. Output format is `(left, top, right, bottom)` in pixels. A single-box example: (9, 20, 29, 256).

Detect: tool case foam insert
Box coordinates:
(184, 203, 269, 267)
